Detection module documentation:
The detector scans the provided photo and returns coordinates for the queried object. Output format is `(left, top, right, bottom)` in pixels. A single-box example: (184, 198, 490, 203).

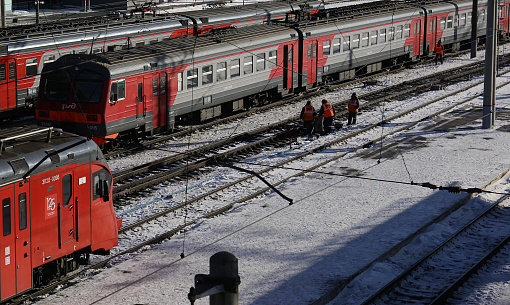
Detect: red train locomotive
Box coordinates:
(35, 0, 508, 144)
(0, 127, 120, 302)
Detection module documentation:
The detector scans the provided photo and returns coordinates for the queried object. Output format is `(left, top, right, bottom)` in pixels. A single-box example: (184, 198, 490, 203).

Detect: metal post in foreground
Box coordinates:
(483, 0, 497, 128)
(188, 252, 240, 305)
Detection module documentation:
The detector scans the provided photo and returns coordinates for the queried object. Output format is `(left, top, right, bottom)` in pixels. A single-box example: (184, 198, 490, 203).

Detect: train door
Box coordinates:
(14, 182, 31, 294)
(305, 40, 318, 86)
(0, 59, 16, 112)
(0, 185, 15, 300)
(60, 172, 75, 246)
(283, 44, 294, 90)
(159, 73, 168, 128)
(136, 78, 146, 120)
(413, 20, 422, 56)
(428, 17, 437, 54)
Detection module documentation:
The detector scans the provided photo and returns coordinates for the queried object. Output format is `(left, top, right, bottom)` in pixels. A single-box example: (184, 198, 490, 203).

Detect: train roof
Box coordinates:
(46, 23, 297, 79)
(180, 1, 323, 24)
(0, 0, 322, 55)
(0, 127, 106, 186)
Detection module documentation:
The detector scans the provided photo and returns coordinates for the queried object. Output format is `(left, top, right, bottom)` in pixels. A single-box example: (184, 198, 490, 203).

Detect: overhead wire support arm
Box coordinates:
(222, 163, 294, 205)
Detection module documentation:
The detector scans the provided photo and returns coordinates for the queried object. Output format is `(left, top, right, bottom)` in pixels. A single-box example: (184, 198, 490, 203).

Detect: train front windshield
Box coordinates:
(40, 68, 104, 104)
(40, 69, 71, 102)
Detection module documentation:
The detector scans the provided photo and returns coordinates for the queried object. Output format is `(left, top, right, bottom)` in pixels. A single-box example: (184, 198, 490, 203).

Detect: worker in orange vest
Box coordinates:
(434, 39, 445, 65)
(300, 100, 316, 135)
(319, 99, 335, 134)
(348, 92, 360, 125)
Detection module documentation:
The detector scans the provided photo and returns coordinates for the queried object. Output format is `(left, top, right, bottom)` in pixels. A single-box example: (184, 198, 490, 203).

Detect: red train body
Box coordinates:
(35, 0, 509, 144)
(0, 127, 120, 302)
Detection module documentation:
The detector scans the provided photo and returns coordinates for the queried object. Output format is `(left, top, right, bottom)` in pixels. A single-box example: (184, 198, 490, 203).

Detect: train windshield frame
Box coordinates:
(39, 68, 72, 102)
(73, 69, 104, 104)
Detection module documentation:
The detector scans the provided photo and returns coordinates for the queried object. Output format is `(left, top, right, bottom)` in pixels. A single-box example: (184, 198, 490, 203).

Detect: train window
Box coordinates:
(389, 27, 395, 41)
(333, 38, 341, 54)
(217, 62, 227, 82)
(77, 50, 87, 55)
(362, 33, 369, 47)
(370, 31, 377, 45)
(202, 65, 213, 84)
(8, 62, 14, 80)
(440, 17, 446, 30)
(62, 174, 72, 207)
(244, 56, 253, 75)
(26, 58, 38, 77)
(43, 55, 56, 66)
(288, 46, 293, 63)
(74, 70, 104, 103)
(109, 80, 126, 102)
(414, 22, 421, 35)
(396, 26, 403, 39)
(352, 34, 360, 49)
(468, 12, 472, 24)
(446, 16, 453, 29)
(256, 53, 265, 71)
(153, 78, 159, 97)
(404, 24, 410, 38)
(308, 44, 312, 59)
(230, 59, 240, 78)
(187, 69, 198, 88)
(312, 43, 316, 58)
(18, 193, 27, 231)
(2, 198, 10, 236)
(40, 69, 71, 102)
(454, 15, 459, 27)
(480, 9, 485, 22)
(160, 76, 166, 95)
(0, 64, 5, 81)
(461, 13, 466, 26)
(178, 72, 183, 91)
(93, 169, 111, 201)
(379, 29, 386, 43)
(136, 41, 145, 47)
(343, 36, 350, 51)
(92, 48, 103, 54)
(323, 40, 330, 56)
(150, 39, 158, 44)
(138, 83, 143, 103)
(430, 19, 436, 32)
(268, 51, 277, 69)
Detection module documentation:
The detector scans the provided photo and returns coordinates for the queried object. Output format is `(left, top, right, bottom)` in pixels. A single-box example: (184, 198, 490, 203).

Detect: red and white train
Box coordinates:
(0, 1, 322, 118)
(36, 0, 509, 144)
(0, 127, 120, 302)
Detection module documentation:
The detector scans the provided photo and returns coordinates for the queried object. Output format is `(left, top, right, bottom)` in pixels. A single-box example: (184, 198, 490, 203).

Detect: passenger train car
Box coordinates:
(0, 127, 120, 302)
(35, 0, 506, 144)
(0, 1, 322, 118)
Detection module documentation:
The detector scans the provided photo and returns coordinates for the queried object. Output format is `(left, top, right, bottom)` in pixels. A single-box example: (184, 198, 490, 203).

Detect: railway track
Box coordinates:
(361, 197, 510, 304)
(110, 53, 510, 203)
(18, 50, 510, 304)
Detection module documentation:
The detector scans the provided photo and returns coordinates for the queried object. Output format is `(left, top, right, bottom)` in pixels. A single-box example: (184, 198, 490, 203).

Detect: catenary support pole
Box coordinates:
(483, 0, 497, 128)
(471, 0, 478, 58)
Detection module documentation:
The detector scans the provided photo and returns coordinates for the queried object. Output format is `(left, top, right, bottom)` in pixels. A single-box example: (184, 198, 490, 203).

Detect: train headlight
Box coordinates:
(87, 114, 98, 122)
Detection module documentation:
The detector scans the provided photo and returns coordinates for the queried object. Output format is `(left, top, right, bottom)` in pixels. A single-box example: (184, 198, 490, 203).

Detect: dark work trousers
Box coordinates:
(303, 120, 314, 135)
(435, 54, 443, 65)
(323, 116, 334, 134)
(348, 111, 357, 125)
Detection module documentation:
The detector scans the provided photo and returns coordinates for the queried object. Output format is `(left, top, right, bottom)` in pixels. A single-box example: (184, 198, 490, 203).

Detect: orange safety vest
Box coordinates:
(302, 105, 314, 121)
(434, 43, 444, 55)
(322, 103, 334, 118)
(348, 99, 358, 113)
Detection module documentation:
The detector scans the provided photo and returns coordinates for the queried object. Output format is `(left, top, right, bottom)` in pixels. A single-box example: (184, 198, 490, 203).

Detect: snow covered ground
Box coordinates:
(30, 49, 510, 304)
